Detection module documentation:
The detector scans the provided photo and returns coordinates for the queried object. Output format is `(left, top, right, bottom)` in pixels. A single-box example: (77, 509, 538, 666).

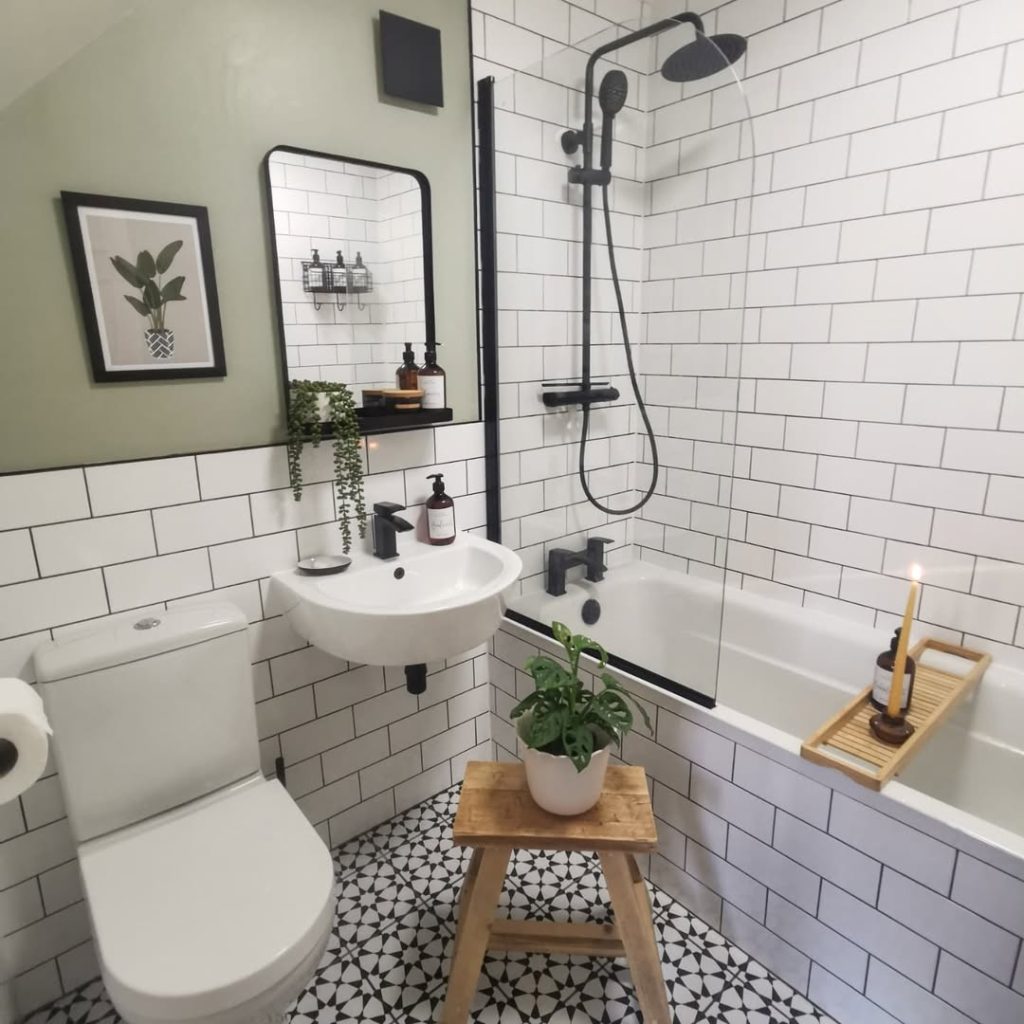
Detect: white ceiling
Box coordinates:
(0, 0, 141, 112)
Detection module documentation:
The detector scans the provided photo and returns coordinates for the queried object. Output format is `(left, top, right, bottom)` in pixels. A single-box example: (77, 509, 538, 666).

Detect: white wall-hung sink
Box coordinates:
(269, 533, 522, 667)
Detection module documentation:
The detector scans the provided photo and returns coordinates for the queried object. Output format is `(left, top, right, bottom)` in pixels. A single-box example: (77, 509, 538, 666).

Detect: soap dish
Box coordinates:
(296, 555, 351, 576)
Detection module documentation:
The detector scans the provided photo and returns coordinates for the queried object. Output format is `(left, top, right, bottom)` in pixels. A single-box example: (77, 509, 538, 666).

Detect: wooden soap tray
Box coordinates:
(801, 639, 991, 791)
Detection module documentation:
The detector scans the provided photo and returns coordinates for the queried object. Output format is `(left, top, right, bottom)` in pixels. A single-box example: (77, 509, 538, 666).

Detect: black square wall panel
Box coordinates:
(379, 10, 444, 107)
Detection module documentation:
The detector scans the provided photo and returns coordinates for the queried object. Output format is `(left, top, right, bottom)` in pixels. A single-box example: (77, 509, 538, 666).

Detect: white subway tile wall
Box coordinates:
(480, 0, 1024, 657)
(475, 0, 652, 594)
(0, 425, 489, 1015)
(491, 622, 1024, 1024)
(630, 0, 1024, 653)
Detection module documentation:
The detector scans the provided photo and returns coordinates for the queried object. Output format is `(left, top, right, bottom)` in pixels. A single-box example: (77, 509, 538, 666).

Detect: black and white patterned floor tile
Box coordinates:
(25, 784, 836, 1024)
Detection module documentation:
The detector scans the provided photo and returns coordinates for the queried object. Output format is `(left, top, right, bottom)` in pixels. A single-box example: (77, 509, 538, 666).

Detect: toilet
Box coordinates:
(33, 603, 335, 1024)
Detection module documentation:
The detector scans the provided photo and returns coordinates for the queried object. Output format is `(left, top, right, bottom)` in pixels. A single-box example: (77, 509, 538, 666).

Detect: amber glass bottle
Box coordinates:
(396, 343, 419, 390)
(419, 342, 446, 410)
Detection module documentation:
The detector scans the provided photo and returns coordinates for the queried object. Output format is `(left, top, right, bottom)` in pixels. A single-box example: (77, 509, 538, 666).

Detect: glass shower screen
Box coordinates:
(485, 14, 756, 708)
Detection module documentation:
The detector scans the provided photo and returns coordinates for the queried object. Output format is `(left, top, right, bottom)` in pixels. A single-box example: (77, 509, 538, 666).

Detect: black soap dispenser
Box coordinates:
(870, 627, 916, 712)
(425, 473, 456, 545)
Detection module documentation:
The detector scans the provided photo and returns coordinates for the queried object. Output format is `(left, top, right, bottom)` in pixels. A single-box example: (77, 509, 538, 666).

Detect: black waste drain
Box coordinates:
(581, 599, 601, 626)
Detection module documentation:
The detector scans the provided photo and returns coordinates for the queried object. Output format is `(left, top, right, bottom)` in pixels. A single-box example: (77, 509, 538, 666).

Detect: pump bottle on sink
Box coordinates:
(425, 473, 456, 545)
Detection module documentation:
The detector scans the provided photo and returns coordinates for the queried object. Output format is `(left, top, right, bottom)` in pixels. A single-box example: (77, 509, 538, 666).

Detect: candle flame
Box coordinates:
(910, 563, 923, 582)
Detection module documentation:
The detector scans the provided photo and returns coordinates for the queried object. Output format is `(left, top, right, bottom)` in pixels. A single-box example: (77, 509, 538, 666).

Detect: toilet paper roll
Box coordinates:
(0, 679, 52, 805)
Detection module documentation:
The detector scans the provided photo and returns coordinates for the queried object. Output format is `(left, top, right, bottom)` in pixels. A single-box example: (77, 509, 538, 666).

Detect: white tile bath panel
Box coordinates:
(684, 840, 768, 922)
(828, 794, 955, 894)
(933, 953, 1024, 1024)
(653, 784, 728, 859)
(772, 812, 880, 905)
(0, 471, 89, 531)
(721, 902, 811, 994)
(85, 457, 198, 514)
(866, 960, 974, 1024)
(878, 869, 1018, 982)
(952, 854, 1024, 939)
(690, 765, 774, 843)
(727, 828, 820, 915)
(809, 967, 901, 1024)
(656, 709, 734, 779)
(766, 893, 867, 989)
(818, 883, 939, 989)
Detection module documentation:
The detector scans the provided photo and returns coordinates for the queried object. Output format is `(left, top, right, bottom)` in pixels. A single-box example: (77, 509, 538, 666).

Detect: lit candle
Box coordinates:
(887, 564, 922, 718)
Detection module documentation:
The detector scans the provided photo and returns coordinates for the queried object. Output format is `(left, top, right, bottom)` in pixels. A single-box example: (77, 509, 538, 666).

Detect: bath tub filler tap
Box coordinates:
(546, 536, 612, 596)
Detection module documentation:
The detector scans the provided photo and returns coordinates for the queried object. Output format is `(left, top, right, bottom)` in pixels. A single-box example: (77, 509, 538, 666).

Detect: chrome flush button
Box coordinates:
(133, 617, 161, 630)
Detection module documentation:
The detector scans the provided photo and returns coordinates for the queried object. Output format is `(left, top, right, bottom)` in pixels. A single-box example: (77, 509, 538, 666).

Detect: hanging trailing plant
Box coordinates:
(286, 380, 366, 553)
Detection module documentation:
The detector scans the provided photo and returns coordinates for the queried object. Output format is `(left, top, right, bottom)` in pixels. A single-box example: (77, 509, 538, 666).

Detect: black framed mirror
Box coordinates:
(264, 145, 452, 432)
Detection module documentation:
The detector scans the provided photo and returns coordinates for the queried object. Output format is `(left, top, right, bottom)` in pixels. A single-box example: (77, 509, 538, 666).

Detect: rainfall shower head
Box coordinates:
(598, 69, 629, 116)
(661, 31, 748, 82)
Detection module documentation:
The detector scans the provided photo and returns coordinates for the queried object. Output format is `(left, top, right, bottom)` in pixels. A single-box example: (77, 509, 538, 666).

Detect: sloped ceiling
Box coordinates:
(0, 0, 142, 112)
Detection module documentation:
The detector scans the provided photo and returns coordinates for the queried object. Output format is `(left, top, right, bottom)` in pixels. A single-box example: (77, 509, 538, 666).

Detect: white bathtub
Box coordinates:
(509, 558, 1024, 866)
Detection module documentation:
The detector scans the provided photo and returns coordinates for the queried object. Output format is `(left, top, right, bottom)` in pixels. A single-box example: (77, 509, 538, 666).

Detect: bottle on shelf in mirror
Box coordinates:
(306, 249, 325, 289)
(331, 251, 347, 290)
(397, 342, 419, 390)
(351, 252, 368, 290)
(419, 342, 446, 409)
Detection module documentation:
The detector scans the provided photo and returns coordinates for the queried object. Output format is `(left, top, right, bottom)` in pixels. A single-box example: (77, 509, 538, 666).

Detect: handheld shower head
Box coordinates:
(598, 69, 629, 116)
(597, 69, 629, 172)
(661, 32, 748, 83)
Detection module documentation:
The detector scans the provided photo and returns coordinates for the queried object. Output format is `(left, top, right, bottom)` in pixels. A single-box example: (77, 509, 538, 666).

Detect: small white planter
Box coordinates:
(522, 743, 611, 816)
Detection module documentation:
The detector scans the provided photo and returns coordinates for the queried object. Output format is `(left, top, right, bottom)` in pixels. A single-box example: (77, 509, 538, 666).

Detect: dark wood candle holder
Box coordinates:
(869, 711, 915, 746)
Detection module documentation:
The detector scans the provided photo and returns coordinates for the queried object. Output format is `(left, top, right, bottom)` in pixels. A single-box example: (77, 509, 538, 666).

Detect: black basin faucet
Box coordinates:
(372, 501, 413, 559)
(546, 536, 612, 596)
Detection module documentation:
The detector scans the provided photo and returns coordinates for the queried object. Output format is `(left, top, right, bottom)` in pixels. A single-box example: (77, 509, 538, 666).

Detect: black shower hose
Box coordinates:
(576, 183, 661, 515)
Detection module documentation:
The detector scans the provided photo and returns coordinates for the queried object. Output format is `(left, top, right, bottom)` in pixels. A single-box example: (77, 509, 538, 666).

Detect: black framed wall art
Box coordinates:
(62, 192, 226, 381)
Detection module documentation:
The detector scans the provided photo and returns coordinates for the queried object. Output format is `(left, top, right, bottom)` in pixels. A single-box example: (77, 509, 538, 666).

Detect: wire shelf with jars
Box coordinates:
(301, 248, 373, 311)
(328, 250, 373, 311)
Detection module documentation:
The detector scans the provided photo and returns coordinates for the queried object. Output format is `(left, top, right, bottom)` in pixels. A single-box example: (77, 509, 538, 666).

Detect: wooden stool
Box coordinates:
(441, 761, 669, 1024)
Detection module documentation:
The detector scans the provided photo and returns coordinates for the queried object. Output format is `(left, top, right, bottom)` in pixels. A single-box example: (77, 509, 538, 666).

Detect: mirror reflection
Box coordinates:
(266, 147, 448, 425)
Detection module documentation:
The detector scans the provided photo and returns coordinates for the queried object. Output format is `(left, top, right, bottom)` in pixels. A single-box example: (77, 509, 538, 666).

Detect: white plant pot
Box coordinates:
(522, 743, 611, 816)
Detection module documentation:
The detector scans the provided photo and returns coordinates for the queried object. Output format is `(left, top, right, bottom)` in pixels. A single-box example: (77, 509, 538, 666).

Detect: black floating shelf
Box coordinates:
(356, 407, 453, 433)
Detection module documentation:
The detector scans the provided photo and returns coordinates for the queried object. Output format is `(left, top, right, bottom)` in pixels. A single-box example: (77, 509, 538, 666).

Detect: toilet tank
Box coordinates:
(34, 603, 260, 843)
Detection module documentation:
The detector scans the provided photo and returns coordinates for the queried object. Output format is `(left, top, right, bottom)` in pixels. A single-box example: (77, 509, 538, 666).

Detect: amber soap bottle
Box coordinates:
(870, 627, 916, 712)
(396, 342, 419, 390)
(425, 473, 456, 545)
(419, 342, 446, 410)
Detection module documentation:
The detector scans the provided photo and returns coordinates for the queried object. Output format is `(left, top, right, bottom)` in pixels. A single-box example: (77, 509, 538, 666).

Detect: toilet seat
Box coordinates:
(78, 776, 334, 1023)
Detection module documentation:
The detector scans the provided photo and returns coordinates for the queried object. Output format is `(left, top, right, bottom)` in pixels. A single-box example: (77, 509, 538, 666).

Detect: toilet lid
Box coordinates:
(79, 777, 334, 1020)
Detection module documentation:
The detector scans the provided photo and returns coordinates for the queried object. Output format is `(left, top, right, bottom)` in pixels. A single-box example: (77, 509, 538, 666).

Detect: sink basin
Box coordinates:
(268, 533, 522, 666)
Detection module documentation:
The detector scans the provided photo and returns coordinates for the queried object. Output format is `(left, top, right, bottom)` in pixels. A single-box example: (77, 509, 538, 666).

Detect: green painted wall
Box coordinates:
(0, 0, 477, 471)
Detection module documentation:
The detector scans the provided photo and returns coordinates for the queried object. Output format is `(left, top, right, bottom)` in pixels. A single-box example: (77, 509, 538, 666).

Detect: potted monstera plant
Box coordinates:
(511, 622, 652, 816)
(111, 240, 185, 359)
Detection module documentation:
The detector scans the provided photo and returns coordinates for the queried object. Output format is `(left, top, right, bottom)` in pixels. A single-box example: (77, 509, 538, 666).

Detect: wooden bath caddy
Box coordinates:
(801, 638, 991, 791)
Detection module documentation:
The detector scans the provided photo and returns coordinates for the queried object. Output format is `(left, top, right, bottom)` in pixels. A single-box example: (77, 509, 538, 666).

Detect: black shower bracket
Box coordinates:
(541, 381, 621, 408)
